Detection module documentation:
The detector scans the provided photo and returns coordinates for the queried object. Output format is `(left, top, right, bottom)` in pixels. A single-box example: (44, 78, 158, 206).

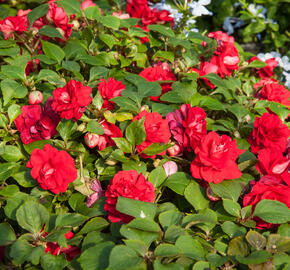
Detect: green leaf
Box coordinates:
(154, 243, 179, 257)
(222, 199, 241, 217)
(55, 213, 87, 227)
(124, 239, 148, 257)
(236, 250, 271, 265)
(78, 217, 109, 234)
(89, 66, 109, 81)
(0, 162, 20, 183)
(164, 172, 191, 195)
(148, 166, 167, 188)
(108, 245, 143, 270)
(62, 61, 80, 72)
(126, 118, 146, 147)
(247, 60, 266, 68)
(147, 25, 175, 37)
(0, 223, 16, 245)
(142, 143, 171, 156)
(116, 197, 157, 220)
(202, 73, 226, 88)
(4, 192, 29, 220)
(42, 41, 65, 63)
(1, 65, 26, 80)
(87, 121, 104, 135)
(246, 230, 266, 250)
(8, 104, 21, 124)
(99, 15, 120, 30)
(210, 180, 242, 201)
(127, 218, 160, 233)
(192, 261, 211, 270)
(100, 33, 119, 49)
(56, 0, 81, 14)
(227, 236, 249, 257)
(39, 25, 64, 38)
(184, 182, 209, 210)
(137, 81, 162, 98)
(159, 209, 183, 230)
(175, 235, 205, 260)
(253, 199, 290, 224)
(222, 221, 247, 238)
(111, 96, 139, 112)
(16, 201, 49, 233)
(23, 140, 52, 154)
(78, 241, 114, 270)
(56, 120, 78, 141)
(1, 145, 24, 162)
(9, 240, 34, 265)
(228, 104, 249, 121)
(267, 234, 290, 253)
(199, 96, 225, 111)
(1, 79, 27, 105)
(84, 6, 101, 20)
(40, 253, 68, 270)
(112, 137, 132, 153)
(12, 167, 37, 188)
(27, 4, 49, 26)
(153, 51, 174, 63)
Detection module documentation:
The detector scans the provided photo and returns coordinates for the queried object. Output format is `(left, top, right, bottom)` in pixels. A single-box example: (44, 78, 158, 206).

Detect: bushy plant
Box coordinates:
(0, 0, 289, 269)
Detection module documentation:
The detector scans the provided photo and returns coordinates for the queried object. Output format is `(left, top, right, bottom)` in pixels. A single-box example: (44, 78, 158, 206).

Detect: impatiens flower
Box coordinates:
(0, 14, 29, 39)
(29, 91, 43, 105)
(192, 61, 219, 89)
(81, 0, 96, 10)
(86, 180, 105, 207)
(133, 111, 171, 158)
(256, 148, 290, 185)
(166, 104, 207, 152)
(243, 175, 290, 229)
(104, 170, 155, 223)
(51, 80, 92, 121)
(167, 144, 181, 156)
(139, 65, 176, 101)
(44, 231, 81, 261)
(84, 120, 123, 151)
(249, 56, 278, 78)
(15, 97, 60, 144)
(163, 161, 178, 177)
(248, 113, 290, 154)
(190, 131, 245, 183)
(254, 80, 290, 108)
(27, 144, 78, 194)
(97, 78, 126, 110)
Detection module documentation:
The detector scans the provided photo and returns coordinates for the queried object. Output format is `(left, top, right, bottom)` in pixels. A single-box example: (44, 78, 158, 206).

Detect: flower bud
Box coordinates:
(153, 159, 161, 167)
(84, 132, 99, 148)
(243, 115, 251, 123)
(72, 20, 80, 30)
(105, 159, 117, 166)
(86, 180, 105, 207)
(140, 105, 150, 112)
(163, 161, 178, 177)
(206, 186, 220, 201)
(77, 123, 86, 132)
(29, 91, 43, 105)
(234, 131, 241, 138)
(167, 144, 181, 156)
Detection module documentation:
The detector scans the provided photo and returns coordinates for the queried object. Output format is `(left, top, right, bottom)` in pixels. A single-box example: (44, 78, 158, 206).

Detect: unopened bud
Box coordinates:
(140, 105, 150, 112)
(234, 131, 241, 138)
(163, 161, 178, 177)
(29, 91, 43, 105)
(206, 186, 220, 201)
(243, 115, 251, 123)
(153, 159, 161, 167)
(72, 20, 80, 30)
(167, 144, 181, 157)
(77, 123, 86, 132)
(105, 159, 117, 166)
(84, 132, 99, 148)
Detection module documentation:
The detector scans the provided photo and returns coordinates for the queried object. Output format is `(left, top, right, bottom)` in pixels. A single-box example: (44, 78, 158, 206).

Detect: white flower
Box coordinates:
(187, 0, 212, 17)
(248, 4, 266, 19)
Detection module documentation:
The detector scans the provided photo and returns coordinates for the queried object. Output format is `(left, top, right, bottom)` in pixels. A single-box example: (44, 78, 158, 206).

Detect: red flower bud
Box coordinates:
(28, 91, 43, 105)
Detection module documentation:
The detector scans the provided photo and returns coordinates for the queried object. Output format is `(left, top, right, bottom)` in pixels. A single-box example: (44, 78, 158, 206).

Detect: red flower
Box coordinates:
(45, 231, 81, 261)
(51, 80, 92, 121)
(15, 97, 60, 144)
(243, 175, 290, 229)
(256, 148, 290, 186)
(248, 113, 290, 154)
(133, 111, 171, 158)
(29, 91, 43, 105)
(190, 131, 245, 183)
(0, 15, 28, 39)
(139, 65, 176, 101)
(97, 78, 125, 110)
(27, 144, 78, 194)
(249, 56, 278, 78)
(166, 104, 207, 152)
(206, 31, 240, 78)
(104, 170, 155, 223)
(84, 120, 123, 150)
(254, 81, 290, 108)
(192, 61, 219, 89)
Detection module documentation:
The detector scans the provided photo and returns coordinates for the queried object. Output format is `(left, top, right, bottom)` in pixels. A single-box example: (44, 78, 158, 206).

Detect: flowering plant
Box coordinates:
(0, 0, 289, 269)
